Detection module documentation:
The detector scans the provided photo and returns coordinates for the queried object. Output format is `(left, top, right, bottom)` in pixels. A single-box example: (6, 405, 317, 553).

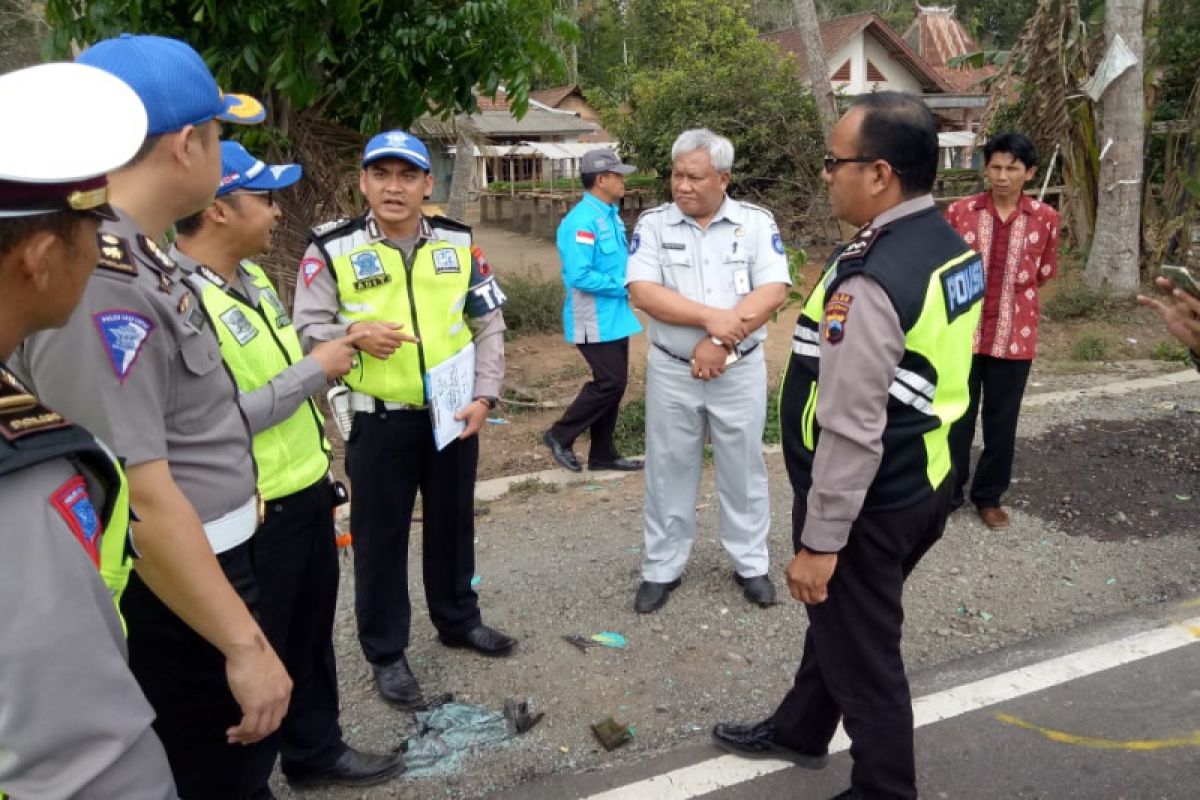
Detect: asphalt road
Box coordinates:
(502, 598, 1200, 800)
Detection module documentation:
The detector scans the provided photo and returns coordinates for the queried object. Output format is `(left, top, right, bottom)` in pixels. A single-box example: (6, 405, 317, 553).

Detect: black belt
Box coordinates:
(652, 340, 760, 364)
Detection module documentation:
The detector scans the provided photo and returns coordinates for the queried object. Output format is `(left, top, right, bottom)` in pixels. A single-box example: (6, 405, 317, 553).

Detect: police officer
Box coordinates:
(0, 60, 177, 800)
(626, 128, 789, 613)
(293, 130, 516, 710)
(542, 149, 643, 473)
(712, 92, 984, 800)
(171, 141, 404, 788)
(15, 35, 292, 799)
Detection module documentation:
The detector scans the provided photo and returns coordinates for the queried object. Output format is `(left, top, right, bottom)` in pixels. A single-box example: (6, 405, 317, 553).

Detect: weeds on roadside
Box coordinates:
(501, 271, 563, 336)
(1150, 340, 1191, 362)
(506, 477, 559, 500)
(1071, 335, 1110, 361)
(1043, 281, 1119, 321)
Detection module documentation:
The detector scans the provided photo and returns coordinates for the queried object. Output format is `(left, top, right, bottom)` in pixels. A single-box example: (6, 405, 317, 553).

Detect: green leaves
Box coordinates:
(43, 0, 575, 131)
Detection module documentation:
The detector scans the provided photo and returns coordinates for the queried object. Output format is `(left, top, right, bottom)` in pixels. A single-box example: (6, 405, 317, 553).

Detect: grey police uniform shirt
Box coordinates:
(14, 209, 256, 524)
(0, 455, 176, 799)
(170, 247, 328, 434)
(801, 195, 936, 553)
(625, 196, 791, 357)
(292, 212, 506, 399)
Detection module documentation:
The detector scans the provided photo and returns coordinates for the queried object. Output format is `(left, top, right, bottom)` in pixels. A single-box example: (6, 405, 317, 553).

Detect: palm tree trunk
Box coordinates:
(791, 0, 837, 144)
(1084, 0, 1146, 293)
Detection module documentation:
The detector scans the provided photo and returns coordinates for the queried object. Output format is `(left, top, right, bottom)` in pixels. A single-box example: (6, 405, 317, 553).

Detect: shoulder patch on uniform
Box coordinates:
(823, 292, 853, 344)
(629, 232, 640, 255)
(311, 217, 352, 239)
(470, 243, 492, 277)
(771, 232, 785, 254)
(92, 310, 155, 384)
(97, 232, 136, 276)
(300, 257, 325, 287)
(940, 255, 985, 323)
(51, 474, 102, 567)
(137, 234, 176, 273)
(835, 227, 881, 263)
(575, 230, 596, 246)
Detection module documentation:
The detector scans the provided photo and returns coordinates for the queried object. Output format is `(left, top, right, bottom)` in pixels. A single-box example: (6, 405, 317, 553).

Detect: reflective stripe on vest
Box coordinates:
(331, 239, 474, 404)
(197, 262, 330, 500)
(784, 248, 981, 499)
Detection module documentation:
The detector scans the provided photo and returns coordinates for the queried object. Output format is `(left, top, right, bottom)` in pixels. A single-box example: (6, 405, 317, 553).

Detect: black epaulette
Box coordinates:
(427, 214, 472, 234)
(96, 231, 137, 278)
(835, 226, 884, 265)
(0, 370, 125, 529)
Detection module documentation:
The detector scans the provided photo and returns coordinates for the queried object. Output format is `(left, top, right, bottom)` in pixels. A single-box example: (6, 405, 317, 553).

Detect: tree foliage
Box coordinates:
(44, 0, 576, 131)
(605, 0, 825, 232)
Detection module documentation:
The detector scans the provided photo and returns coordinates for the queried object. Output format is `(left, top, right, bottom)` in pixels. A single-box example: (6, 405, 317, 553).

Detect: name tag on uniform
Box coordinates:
(734, 269, 751, 295)
(662, 242, 686, 251)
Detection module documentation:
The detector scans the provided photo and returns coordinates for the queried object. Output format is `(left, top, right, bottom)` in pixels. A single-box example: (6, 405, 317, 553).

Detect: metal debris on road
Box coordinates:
(503, 698, 545, 734)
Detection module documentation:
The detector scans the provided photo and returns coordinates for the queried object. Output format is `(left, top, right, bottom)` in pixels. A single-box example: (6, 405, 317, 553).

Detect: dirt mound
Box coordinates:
(1012, 415, 1200, 540)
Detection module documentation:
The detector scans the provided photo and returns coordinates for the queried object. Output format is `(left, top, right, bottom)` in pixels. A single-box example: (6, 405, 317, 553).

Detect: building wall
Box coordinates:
(827, 32, 925, 95)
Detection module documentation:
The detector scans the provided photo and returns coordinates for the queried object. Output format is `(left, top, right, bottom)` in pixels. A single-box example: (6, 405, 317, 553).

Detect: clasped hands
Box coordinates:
(692, 309, 754, 381)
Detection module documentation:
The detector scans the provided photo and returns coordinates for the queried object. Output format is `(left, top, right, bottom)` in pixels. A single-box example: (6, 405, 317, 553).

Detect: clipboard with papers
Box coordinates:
(424, 342, 475, 451)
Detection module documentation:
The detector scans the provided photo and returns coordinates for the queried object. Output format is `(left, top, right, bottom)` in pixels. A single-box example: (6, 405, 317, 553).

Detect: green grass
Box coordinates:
(1150, 340, 1191, 362)
(500, 271, 563, 336)
(1071, 335, 1110, 361)
(1042, 281, 1119, 322)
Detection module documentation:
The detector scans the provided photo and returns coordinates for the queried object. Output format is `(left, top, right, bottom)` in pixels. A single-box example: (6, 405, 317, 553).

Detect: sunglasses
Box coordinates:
(823, 155, 904, 175)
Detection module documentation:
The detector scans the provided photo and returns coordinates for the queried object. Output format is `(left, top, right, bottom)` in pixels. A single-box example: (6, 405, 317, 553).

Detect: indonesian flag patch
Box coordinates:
(575, 230, 595, 246)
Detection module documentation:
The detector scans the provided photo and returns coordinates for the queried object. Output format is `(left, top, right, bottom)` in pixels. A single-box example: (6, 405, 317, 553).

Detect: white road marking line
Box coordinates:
(581, 615, 1200, 800)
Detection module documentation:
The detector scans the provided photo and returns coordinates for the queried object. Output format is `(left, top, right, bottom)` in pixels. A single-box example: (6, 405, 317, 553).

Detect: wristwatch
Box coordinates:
(473, 395, 498, 410)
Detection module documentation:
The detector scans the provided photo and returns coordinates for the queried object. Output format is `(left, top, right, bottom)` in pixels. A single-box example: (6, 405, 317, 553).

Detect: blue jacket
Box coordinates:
(556, 192, 642, 344)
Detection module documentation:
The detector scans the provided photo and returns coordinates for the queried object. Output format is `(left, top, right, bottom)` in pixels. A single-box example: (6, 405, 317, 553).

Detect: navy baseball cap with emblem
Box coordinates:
(77, 34, 265, 136)
(0, 62, 147, 221)
(362, 130, 431, 171)
(216, 141, 302, 197)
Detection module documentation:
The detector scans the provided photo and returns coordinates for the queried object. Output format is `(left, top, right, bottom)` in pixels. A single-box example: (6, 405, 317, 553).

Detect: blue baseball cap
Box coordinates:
(77, 34, 265, 136)
(217, 141, 301, 197)
(362, 130, 431, 171)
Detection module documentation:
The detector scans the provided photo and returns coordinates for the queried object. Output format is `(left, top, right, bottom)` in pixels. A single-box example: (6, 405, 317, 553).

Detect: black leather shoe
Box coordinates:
(542, 431, 582, 472)
(439, 624, 517, 657)
(734, 573, 777, 607)
(634, 578, 681, 613)
(287, 746, 405, 789)
(589, 457, 644, 472)
(711, 720, 827, 768)
(372, 655, 424, 710)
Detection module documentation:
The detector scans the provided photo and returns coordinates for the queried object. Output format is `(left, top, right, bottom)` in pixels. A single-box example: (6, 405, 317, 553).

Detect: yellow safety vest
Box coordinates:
(329, 238, 474, 404)
(195, 261, 330, 501)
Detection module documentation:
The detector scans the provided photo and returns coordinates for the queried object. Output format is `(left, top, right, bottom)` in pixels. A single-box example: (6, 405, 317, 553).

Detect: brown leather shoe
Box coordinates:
(978, 506, 1009, 529)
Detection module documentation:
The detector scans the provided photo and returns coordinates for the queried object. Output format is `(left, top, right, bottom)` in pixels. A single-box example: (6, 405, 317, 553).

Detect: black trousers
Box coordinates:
(346, 409, 481, 665)
(121, 541, 275, 800)
(252, 478, 345, 777)
(948, 355, 1032, 509)
(770, 479, 953, 800)
(548, 337, 629, 462)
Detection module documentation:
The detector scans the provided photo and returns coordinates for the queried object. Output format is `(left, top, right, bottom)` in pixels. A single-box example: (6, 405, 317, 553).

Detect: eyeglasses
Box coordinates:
(823, 155, 903, 175)
(229, 190, 276, 206)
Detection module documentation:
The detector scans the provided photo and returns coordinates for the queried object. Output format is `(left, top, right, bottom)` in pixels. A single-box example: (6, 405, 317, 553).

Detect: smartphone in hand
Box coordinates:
(1161, 265, 1200, 297)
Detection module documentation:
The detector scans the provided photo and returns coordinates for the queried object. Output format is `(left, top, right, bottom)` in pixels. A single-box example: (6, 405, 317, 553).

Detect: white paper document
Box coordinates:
(425, 342, 475, 451)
